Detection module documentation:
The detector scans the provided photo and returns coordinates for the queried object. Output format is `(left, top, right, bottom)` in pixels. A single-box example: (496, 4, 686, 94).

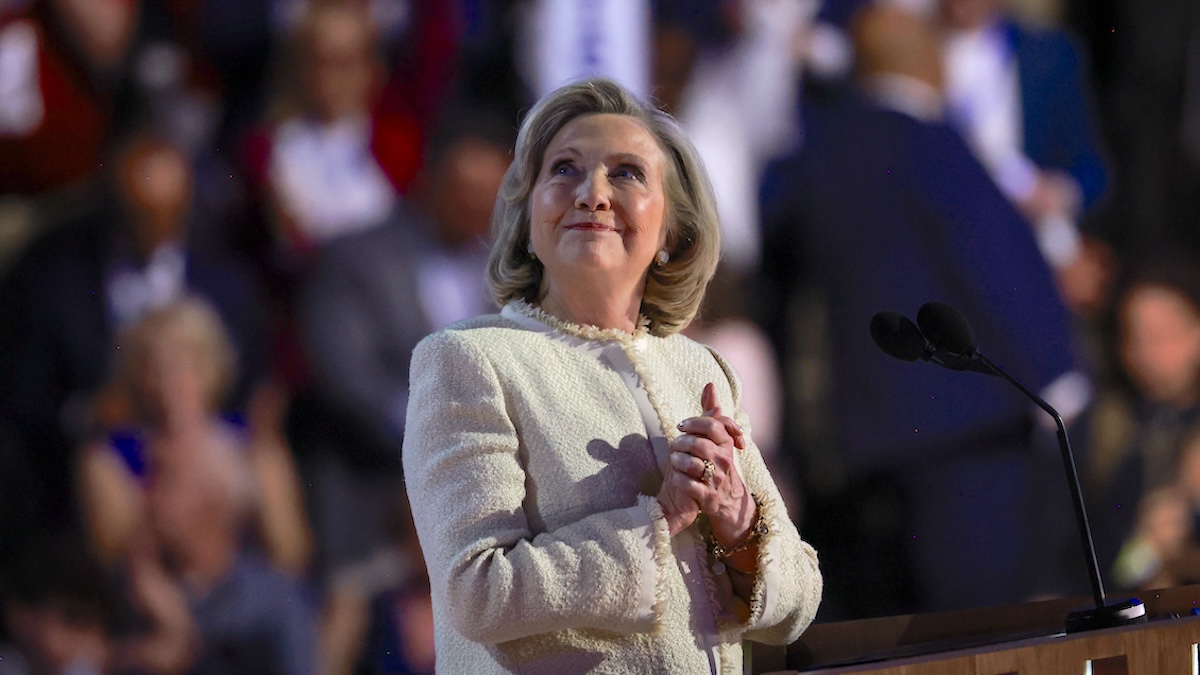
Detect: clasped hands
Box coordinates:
(657, 382, 757, 547)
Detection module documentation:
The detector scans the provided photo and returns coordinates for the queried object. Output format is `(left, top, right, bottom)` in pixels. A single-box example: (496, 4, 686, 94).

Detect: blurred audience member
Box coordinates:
(354, 493, 434, 675)
(1111, 485, 1199, 591)
(79, 298, 310, 572)
(0, 129, 267, 537)
(937, 0, 1109, 292)
(1083, 255, 1200, 584)
(660, 0, 817, 273)
(0, 532, 196, 675)
(259, 1, 396, 258)
(114, 3, 256, 262)
(0, 535, 120, 675)
(0, 0, 138, 196)
(760, 2, 1085, 618)
(249, 0, 464, 253)
(293, 110, 508, 675)
(77, 297, 316, 675)
(241, 1, 398, 392)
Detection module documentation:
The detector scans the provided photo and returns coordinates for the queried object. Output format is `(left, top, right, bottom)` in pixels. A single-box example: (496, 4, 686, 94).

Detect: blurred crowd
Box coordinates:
(1, 0, 1199, 671)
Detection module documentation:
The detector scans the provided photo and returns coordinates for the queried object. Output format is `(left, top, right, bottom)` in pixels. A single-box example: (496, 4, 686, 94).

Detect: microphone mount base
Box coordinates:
(1064, 597, 1147, 633)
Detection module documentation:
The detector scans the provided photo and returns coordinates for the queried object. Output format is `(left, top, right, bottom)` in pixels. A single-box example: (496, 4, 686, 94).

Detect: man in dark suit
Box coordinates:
(760, 4, 1088, 619)
(0, 130, 268, 540)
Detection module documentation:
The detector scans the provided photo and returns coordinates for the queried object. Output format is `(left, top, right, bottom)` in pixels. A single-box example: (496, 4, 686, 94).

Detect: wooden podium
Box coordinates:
(751, 585, 1200, 674)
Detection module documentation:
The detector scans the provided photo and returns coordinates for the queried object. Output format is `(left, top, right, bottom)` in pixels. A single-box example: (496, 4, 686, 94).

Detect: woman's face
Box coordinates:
(528, 113, 668, 297)
(130, 329, 215, 428)
(1121, 284, 1200, 406)
(305, 9, 376, 121)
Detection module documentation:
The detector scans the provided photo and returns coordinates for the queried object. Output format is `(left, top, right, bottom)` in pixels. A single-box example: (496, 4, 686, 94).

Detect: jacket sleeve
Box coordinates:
(402, 329, 670, 644)
(706, 347, 823, 644)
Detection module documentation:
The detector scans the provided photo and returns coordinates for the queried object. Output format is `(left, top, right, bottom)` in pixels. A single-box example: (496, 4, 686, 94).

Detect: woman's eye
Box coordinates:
(551, 161, 573, 175)
(613, 166, 644, 181)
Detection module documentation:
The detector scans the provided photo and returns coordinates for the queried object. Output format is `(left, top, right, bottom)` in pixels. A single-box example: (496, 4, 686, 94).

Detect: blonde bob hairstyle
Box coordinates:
(116, 296, 238, 417)
(487, 77, 722, 337)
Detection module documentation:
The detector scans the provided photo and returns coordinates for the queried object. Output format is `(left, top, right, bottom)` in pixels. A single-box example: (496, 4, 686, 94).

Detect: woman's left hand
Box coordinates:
(669, 383, 757, 546)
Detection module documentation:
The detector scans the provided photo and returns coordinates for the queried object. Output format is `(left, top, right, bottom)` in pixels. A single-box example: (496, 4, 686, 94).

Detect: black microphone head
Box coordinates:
(917, 301, 977, 354)
(870, 311, 928, 362)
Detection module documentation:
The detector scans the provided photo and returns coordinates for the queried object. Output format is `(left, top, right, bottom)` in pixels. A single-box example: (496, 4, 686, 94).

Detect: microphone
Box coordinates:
(915, 300, 976, 354)
(869, 311, 926, 362)
(869, 308, 990, 374)
(869, 302, 1146, 633)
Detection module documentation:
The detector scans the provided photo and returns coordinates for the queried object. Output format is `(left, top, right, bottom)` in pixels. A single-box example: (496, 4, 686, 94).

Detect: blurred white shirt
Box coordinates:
(943, 23, 1038, 204)
(269, 114, 396, 246)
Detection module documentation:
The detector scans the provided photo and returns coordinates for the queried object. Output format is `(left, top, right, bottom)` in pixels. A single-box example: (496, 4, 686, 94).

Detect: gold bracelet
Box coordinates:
(709, 494, 767, 574)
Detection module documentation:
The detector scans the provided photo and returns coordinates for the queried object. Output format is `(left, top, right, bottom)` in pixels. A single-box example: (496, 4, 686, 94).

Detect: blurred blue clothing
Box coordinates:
(188, 553, 317, 675)
(359, 583, 435, 675)
(1005, 19, 1110, 210)
(106, 413, 248, 483)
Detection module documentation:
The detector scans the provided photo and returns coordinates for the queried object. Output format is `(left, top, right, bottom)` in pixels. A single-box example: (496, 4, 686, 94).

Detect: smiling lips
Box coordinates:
(565, 222, 618, 232)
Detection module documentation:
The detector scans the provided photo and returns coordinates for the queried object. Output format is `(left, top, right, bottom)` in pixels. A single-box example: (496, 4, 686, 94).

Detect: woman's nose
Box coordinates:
(574, 170, 612, 211)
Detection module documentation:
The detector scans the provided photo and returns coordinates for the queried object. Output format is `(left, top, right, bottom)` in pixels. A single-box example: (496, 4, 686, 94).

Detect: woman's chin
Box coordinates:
(555, 246, 628, 275)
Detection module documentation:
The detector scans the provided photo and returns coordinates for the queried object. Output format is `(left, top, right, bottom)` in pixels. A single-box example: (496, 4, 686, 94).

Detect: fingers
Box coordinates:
(702, 382, 746, 449)
(666, 466, 710, 503)
(669, 449, 714, 483)
(720, 414, 746, 450)
(668, 449, 693, 473)
(701, 381, 719, 415)
(658, 464, 701, 536)
(670, 433, 718, 466)
(668, 464, 743, 523)
(677, 411, 746, 451)
(668, 436, 731, 494)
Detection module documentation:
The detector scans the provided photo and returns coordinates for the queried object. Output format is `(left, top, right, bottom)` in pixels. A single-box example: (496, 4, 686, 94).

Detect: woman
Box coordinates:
(78, 297, 311, 576)
(403, 78, 822, 673)
(76, 296, 318, 673)
(1083, 256, 1200, 590)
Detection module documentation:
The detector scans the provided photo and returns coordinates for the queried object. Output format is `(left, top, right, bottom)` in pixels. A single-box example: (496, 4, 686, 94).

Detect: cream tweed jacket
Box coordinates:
(403, 302, 822, 674)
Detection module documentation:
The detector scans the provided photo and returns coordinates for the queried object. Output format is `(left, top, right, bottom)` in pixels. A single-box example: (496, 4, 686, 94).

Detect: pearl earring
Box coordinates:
(657, 249, 670, 265)
(527, 240, 537, 260)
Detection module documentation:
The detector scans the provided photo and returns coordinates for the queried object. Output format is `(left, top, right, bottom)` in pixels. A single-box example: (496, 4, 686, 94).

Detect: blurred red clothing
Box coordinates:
(0, 2, 132, 194)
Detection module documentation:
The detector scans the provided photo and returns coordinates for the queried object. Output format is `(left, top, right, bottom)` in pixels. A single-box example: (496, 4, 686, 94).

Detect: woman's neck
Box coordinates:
(539, 283, 643, 334)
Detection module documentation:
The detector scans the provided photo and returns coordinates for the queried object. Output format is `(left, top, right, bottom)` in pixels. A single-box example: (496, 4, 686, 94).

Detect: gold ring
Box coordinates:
(701, 459, 715, 485)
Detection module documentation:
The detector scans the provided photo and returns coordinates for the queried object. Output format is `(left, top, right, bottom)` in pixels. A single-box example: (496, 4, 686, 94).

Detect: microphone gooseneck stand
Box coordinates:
(872, 302, 1147, 633)
(963, 350, 1145, 633)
